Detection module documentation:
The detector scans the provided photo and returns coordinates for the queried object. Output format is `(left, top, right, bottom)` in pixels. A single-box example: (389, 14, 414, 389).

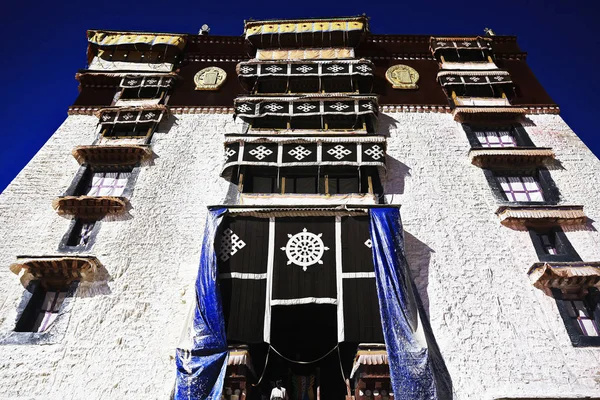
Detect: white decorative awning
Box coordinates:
(255, 48, 355, 61)
(430, 36, 492, 52)
(438, 70, 512, 86)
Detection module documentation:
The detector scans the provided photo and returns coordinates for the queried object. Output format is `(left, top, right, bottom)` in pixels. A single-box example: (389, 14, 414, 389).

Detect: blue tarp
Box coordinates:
(175, 208, 228, 400)
(369, 208, 438, 400)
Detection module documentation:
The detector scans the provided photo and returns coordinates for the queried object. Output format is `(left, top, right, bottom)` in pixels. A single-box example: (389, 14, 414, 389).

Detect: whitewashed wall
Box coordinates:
(0, 111, 598, 399)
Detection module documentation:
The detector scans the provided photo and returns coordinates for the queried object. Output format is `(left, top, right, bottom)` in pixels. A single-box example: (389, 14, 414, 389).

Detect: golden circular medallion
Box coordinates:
(385, 65, 419, 90)
(194, 67, 227, 91)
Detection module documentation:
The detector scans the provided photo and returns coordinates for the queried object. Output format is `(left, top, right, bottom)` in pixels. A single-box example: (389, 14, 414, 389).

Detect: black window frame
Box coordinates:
(528, 226, 582, 262)
(58, 218, 101, 252)
(239, 166, 382, 196)
(463, 123, 535, 149)
(552, 287, 600, 347)
(64, 164, 139, 198)
(483, 167, 560, 206)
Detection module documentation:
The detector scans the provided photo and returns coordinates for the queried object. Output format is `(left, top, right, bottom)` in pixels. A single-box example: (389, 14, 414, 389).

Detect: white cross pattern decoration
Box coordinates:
(288, 146, 312, 161)
(327, 145, 352, 160)
(248, 145, 274, 160)
(265, 65, 284, 73)
(364, 145, 384, 160)
(297, 103, 316, 113)
(122, 113, 135, 121)
(355, 64, 371, 73)
(296, 65, 314, 73)
(469, 77, 481, 82)
(361, 103, 374, 110)
(146, 78, 158, 85)
(240, 66, 253, 74)
(327, 65, 344, 73)
(330, 102, 350, 111)
(462, 42, 472, 47)
(127, 79, 137, 86)
(364, 239, 372, 249)
(144, 112, 156, 119)
(237, 104, 252, 113)
(280, 228, 330, 271)
(264, 103, 284, 112)
(493, 76, 505, 81)
(446, 77, 456, 82)
(219, 228, 246, 262)
(225, 147, 237, 159)
(102, 114, 113, 122)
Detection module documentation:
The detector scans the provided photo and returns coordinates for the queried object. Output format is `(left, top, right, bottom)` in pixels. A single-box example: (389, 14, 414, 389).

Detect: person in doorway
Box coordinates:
(270, 380, 288, 400)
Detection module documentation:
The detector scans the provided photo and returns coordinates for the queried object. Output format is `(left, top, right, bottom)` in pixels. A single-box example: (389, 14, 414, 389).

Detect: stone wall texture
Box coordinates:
(0, 111, 598, 399)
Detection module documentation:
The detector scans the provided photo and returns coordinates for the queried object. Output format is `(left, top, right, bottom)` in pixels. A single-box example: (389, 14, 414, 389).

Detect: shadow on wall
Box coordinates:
(384, 155, 411, 197)
(404, 232, 454, 399)
(377, 113, 398, 138)
(404, 231, 434, 315)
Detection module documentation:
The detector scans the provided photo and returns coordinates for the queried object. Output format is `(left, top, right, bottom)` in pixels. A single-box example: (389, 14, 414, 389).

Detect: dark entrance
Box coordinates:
(262, 304, 347, 399)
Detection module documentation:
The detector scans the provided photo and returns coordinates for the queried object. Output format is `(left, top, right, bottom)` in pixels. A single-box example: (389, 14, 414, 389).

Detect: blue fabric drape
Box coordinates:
(175, 208, 228, 400)
(369, 208, 438, 400)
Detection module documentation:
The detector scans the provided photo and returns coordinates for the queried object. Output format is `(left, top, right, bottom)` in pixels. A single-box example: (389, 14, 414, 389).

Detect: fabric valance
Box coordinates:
(430, 36, 492, 52)
(438, 70, 512, 86)
(222, 138, 386, 175)
(119, 75, 174, 88)
(234, 96, 378, 119)
(237, 59, 374, 78)
(528, 261, 600, 290)
(97, 107, 166, 124)
(87, 30, 187, 50)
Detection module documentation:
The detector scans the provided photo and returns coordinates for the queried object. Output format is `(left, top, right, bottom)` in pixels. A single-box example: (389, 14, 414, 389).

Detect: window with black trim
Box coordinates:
(239, 166, 381, 196)
(120, 87, 167, 101)
(250, 115, 369, 132)
(483, 168, 559, 205)
(529, 227, 581, 262)
(101, 122, 155, 140)
(69, 166, 134, 198)
(552, 287, 600, 347)
(15, 283, 74, 333)
(463, 124, 535, 149)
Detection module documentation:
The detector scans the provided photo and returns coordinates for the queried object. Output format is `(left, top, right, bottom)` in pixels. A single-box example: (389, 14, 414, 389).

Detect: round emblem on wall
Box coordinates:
(280, 228, 330, 271)
(385, 64, 419, 90)
(194, 66, 227, 90)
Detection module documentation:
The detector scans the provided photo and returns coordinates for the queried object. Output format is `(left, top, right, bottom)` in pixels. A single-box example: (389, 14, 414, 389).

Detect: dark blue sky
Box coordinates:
(1, 0, 598, 193)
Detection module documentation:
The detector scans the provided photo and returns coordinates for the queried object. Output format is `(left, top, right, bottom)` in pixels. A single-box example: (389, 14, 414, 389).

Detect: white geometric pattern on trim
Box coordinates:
(355, 64, 371, 73)
(288, 145, 312, 161)
(297, 103, 317, 113)
(364, 238, 372, 249)
(327, 65, 344, 73)
(265, 65, 284, 73)
(330, 102, 350, 111)
(364, 145, 384, 160)
(239, 66, 253, 74)
(248, 145, 274, 160)
(361, 103, 374, 110)
(219, 228, 246, 262)
(280, 228, 330, 271)
(264, 103, 284, 112)
(296, 65, 314, 73)
(327, 144, 352, 160)
(237, 104, 252, 113)
(225, 147, 237, 159)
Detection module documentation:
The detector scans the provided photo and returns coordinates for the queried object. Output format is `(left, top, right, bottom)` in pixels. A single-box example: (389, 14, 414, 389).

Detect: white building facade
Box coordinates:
(0, 18, 598, 400)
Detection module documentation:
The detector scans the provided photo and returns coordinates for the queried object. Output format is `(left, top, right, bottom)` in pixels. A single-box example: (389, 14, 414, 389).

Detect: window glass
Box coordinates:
(475, 127, 516, 147)
(567, 299, 599, 337)
(497, 176, 544, 202)
(87, 172, 131, 197)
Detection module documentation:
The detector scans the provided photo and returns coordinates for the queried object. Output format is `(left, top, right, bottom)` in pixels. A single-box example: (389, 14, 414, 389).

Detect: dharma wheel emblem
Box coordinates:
(281, 228, 329, 271)
(385, 64, 419, 90)
(194, 66, 227, 90)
